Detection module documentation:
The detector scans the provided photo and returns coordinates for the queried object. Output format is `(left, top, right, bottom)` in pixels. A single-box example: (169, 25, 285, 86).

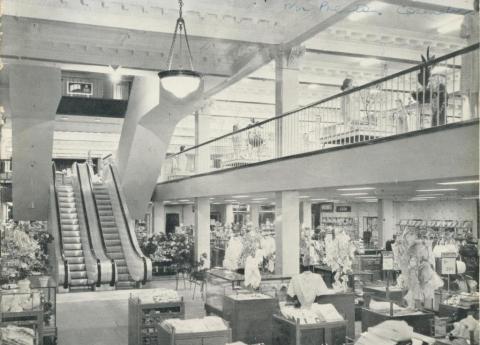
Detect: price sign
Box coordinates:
(382, 251, 394, 271)
(441, 253, 457, 275)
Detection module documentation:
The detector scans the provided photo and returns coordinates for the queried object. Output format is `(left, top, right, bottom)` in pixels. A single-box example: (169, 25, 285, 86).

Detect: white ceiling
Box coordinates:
(0, 0, 474, 158)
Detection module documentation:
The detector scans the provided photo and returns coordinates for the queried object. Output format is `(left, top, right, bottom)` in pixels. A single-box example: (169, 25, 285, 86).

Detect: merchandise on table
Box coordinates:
(287, 271, 328, 308)
(0, 325, 35, 345)
(356, 320, 413, 345)
(450, 315, 479, 344)
(161, 316, 229, 333)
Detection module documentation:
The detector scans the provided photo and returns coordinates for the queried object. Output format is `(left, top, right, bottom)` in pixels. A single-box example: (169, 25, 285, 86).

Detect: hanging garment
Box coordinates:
(223, 237, 243, 270)
(287, 271, 328, 308)
(244, 255, 261, 289)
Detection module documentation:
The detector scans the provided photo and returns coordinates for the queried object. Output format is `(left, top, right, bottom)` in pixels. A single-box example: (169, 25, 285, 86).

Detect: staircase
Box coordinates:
(56, 176, 90, 290)
(91, 181, 134, 289)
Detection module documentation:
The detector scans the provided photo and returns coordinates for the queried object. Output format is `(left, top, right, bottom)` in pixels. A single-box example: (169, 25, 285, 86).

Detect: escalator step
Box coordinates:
(60, 213, 77, 220)
(63, 237, 81, 244)
(103, 233, 120, 240)
(60, 208, 77, 214)
(117, 266, 129, 274)
(70, 278, 89, 286)
(57, 191, 74, 197)
(66, 257, 85, 264)
(58, 196, 75, 203)
(115, 259, 126, 267)
(101, 222, 117, 229)
(97, 205, 113, 211)
(62, 224, 80, 231)
(107, 245, 122, 253)
(98, 210, 114, 217)
(117, 273, 130, 281)
(69, 264, 86, 271)
(59, 201, 76, 207)
(108, 252, 125, 260)
(64, 249, 84, 257)
(63, 230, 81, 237)
(104, 239, 121, 246)
(64, 243, 82, 250)
(70, 271, 87, 279)
(94, 194, 110, 200)
(61, 219, 79, 225)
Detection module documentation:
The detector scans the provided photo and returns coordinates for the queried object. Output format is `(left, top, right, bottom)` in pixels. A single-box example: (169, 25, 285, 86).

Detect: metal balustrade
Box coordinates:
(160, 43, 479, 182)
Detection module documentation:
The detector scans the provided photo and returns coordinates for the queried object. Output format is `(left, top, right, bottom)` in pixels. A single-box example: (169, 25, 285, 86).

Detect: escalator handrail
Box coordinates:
(108, 163, 148, 284)
(84, 163, 116, 286)
(51, 162, 69, 289)
(74, 163, 103, 287)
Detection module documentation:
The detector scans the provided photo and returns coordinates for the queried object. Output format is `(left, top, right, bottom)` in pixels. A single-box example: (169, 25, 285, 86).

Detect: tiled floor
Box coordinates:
(56, 277, 206, 345)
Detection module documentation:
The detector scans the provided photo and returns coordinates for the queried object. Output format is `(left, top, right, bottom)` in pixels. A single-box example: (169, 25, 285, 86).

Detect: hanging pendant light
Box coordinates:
(158, 0, 203, 99)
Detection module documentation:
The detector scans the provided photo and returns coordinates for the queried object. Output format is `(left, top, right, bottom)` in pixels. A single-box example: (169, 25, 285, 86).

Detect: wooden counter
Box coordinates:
(361, 308, 434, 336)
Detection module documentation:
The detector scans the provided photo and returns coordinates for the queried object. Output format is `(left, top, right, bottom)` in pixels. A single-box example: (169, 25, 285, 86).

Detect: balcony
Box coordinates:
(159, 43, 479, 183)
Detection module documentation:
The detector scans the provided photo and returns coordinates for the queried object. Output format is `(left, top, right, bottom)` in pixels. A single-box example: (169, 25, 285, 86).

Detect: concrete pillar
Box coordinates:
(250, 203, 260, 229)
(225, 204, 234, 225)
(9, 65, 61, 220)
(194, 109, 210, 173)
(194, 197, 211, 268)
(115, 75, 203, 219)
(275, 46, 303, 157)
(275, 191, 300, 275)
(153, 201, 166, 234)
(378, 199, 395, 249)
(302, 200, 312, 229)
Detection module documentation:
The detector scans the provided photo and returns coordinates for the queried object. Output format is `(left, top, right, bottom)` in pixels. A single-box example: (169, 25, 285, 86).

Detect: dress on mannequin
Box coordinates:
(287, 271, 328, 308)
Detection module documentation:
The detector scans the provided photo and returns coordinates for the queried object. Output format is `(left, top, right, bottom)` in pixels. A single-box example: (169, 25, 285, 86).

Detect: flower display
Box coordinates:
(324, 230, 356, 291)
(140, 232, 194, 268)
(0, 221, 52, 283)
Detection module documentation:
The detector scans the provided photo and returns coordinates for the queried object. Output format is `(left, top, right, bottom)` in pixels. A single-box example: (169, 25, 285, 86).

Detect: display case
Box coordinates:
(272, 314, 347, 345)
(128, 293, 185, 345)
(1, 287, 44, 345)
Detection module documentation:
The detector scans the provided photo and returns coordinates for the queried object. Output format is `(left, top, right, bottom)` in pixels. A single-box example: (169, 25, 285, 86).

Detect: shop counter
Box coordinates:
(314, 291, 355, 340)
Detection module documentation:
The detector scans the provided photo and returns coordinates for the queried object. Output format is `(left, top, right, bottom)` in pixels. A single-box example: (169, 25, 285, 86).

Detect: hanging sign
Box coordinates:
(381, 251, 394, 271)
(320, 202, 334, 212)
(441, 253, 457, 275)
(67, 81, 93, 96)
(335, 205, 351, 212)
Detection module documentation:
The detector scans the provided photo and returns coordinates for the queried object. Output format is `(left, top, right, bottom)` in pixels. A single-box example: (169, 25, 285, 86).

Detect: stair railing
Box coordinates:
(51, 162, 70, 289)
(84, 162, 117, 287)
(74, 162, 104, 288)
(108, 163, 148, 284)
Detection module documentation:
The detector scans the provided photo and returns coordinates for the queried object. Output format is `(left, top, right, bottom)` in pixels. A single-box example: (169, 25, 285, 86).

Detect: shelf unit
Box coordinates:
(156, 322, 232, 345)
(396, 219, 473, 240)
(320, 217, 359, 240)
(128, 296, 185, 345)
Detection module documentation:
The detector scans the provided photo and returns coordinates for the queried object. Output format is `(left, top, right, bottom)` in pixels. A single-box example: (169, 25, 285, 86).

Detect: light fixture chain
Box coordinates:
(181, 19, 195, 71)
(166, 19, 181, 70)
(178, 0, 183, 18)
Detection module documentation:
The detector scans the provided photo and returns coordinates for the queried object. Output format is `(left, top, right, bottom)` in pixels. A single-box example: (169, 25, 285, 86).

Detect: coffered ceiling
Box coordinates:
(0, 0, 474, 159)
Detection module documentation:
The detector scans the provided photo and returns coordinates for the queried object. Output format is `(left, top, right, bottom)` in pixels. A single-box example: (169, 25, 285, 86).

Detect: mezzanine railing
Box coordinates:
(160, 43, 479, 182)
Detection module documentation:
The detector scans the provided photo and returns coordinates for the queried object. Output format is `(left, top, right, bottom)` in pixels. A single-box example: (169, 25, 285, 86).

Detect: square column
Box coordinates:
(225, 204, 234, 225)
(194, 197, 211, 268)
(153, 201, 165, 234)
(275, 191, 300, 275)
(250, 203, 260, 229)
(378, 199, 396, 249)
(195, 109, 211, 173)
(275, 46, 304, 157)
(301, 200, 312, 229)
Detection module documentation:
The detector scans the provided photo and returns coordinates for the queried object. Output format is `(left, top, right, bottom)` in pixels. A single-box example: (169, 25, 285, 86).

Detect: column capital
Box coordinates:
(276, 45, 306, 70)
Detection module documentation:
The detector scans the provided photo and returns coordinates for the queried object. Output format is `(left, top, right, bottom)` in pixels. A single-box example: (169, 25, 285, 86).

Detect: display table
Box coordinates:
(222, 293, 276, 345)
(363, 285, 404, 303)
(438, 303, 474, 323)
(314, 291, 355, 340)
(156, 322, 232, 345)
(272, 314, 347, 345)
(361, 308, 435, 336)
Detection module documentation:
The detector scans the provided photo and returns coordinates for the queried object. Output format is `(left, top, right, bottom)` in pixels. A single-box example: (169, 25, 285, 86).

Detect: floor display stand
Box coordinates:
(272, 314, 347, 345)
(222, 293, 276, 345)
(128, 296, 185, 345)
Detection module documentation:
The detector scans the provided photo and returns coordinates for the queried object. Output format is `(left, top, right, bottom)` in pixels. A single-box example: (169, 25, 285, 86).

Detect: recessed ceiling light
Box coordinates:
(462, 196, 479, 200)
(225, 199, 238, 203)
(337, 187, 375, 191)
(252, 198, 268, 201)
(416, 196, 437, 199)
(311, 198, 328, 201)
(209, 197, 215, 200)
(364, 199, 378, 202)
(355, 196, 376, 199)
(416, 188, 457, 192)
(211, 202, 221, 205)
(416, 194, 444, 197)
(163, 200, 172, 203)
(61, 116, 69, 120)
(178, 199, 190, 202)
(340, 192, 369, 196)
(233, 195, 249, 198)
(437, 180, 479, 185)
(298, 195, 310, 198)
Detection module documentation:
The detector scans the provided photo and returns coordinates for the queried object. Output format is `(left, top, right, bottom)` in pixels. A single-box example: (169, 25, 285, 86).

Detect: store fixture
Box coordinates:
(157, 317, 231, 345)
(158, 0, 203, 99)
(128, 290, 185, 345)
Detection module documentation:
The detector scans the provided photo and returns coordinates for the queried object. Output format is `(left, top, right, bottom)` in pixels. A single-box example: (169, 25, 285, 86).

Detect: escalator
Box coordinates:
(88, 161, 151, 288)
(50, 163, 115, 291)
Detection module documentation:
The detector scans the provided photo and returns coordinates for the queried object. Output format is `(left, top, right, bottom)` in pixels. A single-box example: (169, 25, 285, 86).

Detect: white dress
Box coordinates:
(287, 271, 328, 308)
